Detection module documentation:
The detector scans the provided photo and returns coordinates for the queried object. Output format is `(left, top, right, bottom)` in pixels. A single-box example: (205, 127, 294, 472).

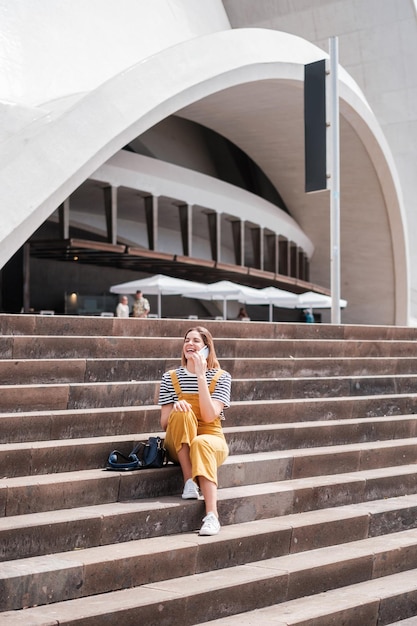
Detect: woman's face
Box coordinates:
(183, 330, 205, 361)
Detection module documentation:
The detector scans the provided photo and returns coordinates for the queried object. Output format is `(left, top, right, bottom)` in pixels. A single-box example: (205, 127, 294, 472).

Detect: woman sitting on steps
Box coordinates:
(158, 326, 231, 536)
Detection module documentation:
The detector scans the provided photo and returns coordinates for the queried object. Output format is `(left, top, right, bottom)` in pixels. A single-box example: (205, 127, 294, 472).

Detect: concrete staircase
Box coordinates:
(1, 314, 417, 624)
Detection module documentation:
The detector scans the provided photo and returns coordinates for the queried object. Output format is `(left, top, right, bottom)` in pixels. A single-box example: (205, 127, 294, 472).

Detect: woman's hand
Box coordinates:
(160, 399, 192, 430)
(190, 349, 207, 378)
(173, 399, 192, 412)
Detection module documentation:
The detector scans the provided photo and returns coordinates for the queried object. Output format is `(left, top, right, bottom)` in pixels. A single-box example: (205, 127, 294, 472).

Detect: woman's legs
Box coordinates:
(177, 444, 193, 482)
(164, 409, 198, 484)
(198, 476, 218, 517)
(165, 413, 228, 521)
(190, 434, 229, 520)
(198, 476, 221, 536)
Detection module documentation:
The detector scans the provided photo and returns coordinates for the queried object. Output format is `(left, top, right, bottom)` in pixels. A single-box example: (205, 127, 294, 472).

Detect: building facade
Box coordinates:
(0, 0, 415, 324)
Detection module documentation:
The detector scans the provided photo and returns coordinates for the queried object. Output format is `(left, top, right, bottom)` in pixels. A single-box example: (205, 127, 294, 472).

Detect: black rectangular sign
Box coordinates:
(304, 59, 327, 192)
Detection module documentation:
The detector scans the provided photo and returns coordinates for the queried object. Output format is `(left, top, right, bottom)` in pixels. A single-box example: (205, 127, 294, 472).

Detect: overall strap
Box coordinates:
(208, 369, 225, 394)
(169, 369, 224, 396)
(169, 370, 182, 397)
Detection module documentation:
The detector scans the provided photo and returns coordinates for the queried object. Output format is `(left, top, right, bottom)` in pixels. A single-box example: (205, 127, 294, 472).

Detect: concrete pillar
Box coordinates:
(290, 242, 298, 278)
(207, 211, 221, 262)
(251, 227, 263, 270)
(23, 242, 30, 312)
(231, 219, 244, 266)
(279, 237, 289, 276)
(179, 203, 192, 256)
(103, 186, 118, 245)
(58, 198, 70, 239)
(264, 232, 277, 273)
(144, 195, 158, 250)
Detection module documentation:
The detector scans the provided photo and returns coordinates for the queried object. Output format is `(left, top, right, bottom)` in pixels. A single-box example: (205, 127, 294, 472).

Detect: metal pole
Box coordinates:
(329, 36, 341, 324)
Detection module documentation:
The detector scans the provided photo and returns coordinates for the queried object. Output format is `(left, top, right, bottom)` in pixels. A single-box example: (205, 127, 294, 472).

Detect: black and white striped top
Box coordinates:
(158, 367, 231, 409)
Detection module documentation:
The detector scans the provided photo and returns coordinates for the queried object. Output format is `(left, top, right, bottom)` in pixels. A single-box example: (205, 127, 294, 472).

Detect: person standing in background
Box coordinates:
(115, 296, 130, 318)
(237, 307, 250, 320)
(303, 308, 315, 323)
(132, 290, 150, 318)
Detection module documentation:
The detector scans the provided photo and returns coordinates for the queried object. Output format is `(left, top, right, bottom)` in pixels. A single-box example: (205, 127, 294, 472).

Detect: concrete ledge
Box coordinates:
(2, 466, 417, 559)
(3, 317, 417, 622)
(197, 570, 417, 624)
(1, 314, 417, 341)
(3, 533, 417, 620)
(2, 431, 417, 480)
(2, 399, 417, 444)
(3, 375, 417, 412)
(4, 334, 417, 360)
(3, 355, 417, 384)
(0, 497, 417, 612)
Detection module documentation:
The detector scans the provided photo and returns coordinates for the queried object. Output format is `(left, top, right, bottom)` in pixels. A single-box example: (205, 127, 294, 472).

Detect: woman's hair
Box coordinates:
(181, 326, 220, 369)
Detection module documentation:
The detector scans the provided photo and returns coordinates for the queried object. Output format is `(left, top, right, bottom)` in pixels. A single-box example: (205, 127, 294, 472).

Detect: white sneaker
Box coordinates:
(199, 512, 220, 536)
(182, 478, 199, 499)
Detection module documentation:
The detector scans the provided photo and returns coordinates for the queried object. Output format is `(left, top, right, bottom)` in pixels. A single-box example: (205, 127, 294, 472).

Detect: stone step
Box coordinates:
(2, 334, 417, 359)
(2, 315, 417, 623)
(3, 530, 417, 623)
(226, 416, 417, 457)
(2, 355, 417, 384)
(0, 315, 305, 339)
(2, 396, 417, 444)
(3, 425, 417, 479)
(3, 373, 417, 412)
(2, 465, 417, 560)
(0, 498, 416, 613)
(197, 568, 417, 625)
(229, 393, 417, 426)
(2, 314, 417, 341)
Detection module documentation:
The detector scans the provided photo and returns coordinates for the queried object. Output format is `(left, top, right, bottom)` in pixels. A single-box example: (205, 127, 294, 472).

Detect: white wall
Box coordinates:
(0, 0, 231, 107)
(0, 0, 409, 324)
(223, 0, 417, 322)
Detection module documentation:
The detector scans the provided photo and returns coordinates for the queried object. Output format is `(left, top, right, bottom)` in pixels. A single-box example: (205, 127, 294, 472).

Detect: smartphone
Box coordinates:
(198, 345, 209, 359)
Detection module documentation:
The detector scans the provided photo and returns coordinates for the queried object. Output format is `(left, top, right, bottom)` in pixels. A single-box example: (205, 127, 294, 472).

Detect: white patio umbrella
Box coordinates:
(296, 291, 347, 309)
(184, 280, 267, 319)
(243, 286, 300, 322)
(109, 274, 206, 317)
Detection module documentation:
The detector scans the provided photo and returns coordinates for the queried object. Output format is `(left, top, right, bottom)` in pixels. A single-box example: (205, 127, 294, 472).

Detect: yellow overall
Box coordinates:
(163, 369, 229, 485)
